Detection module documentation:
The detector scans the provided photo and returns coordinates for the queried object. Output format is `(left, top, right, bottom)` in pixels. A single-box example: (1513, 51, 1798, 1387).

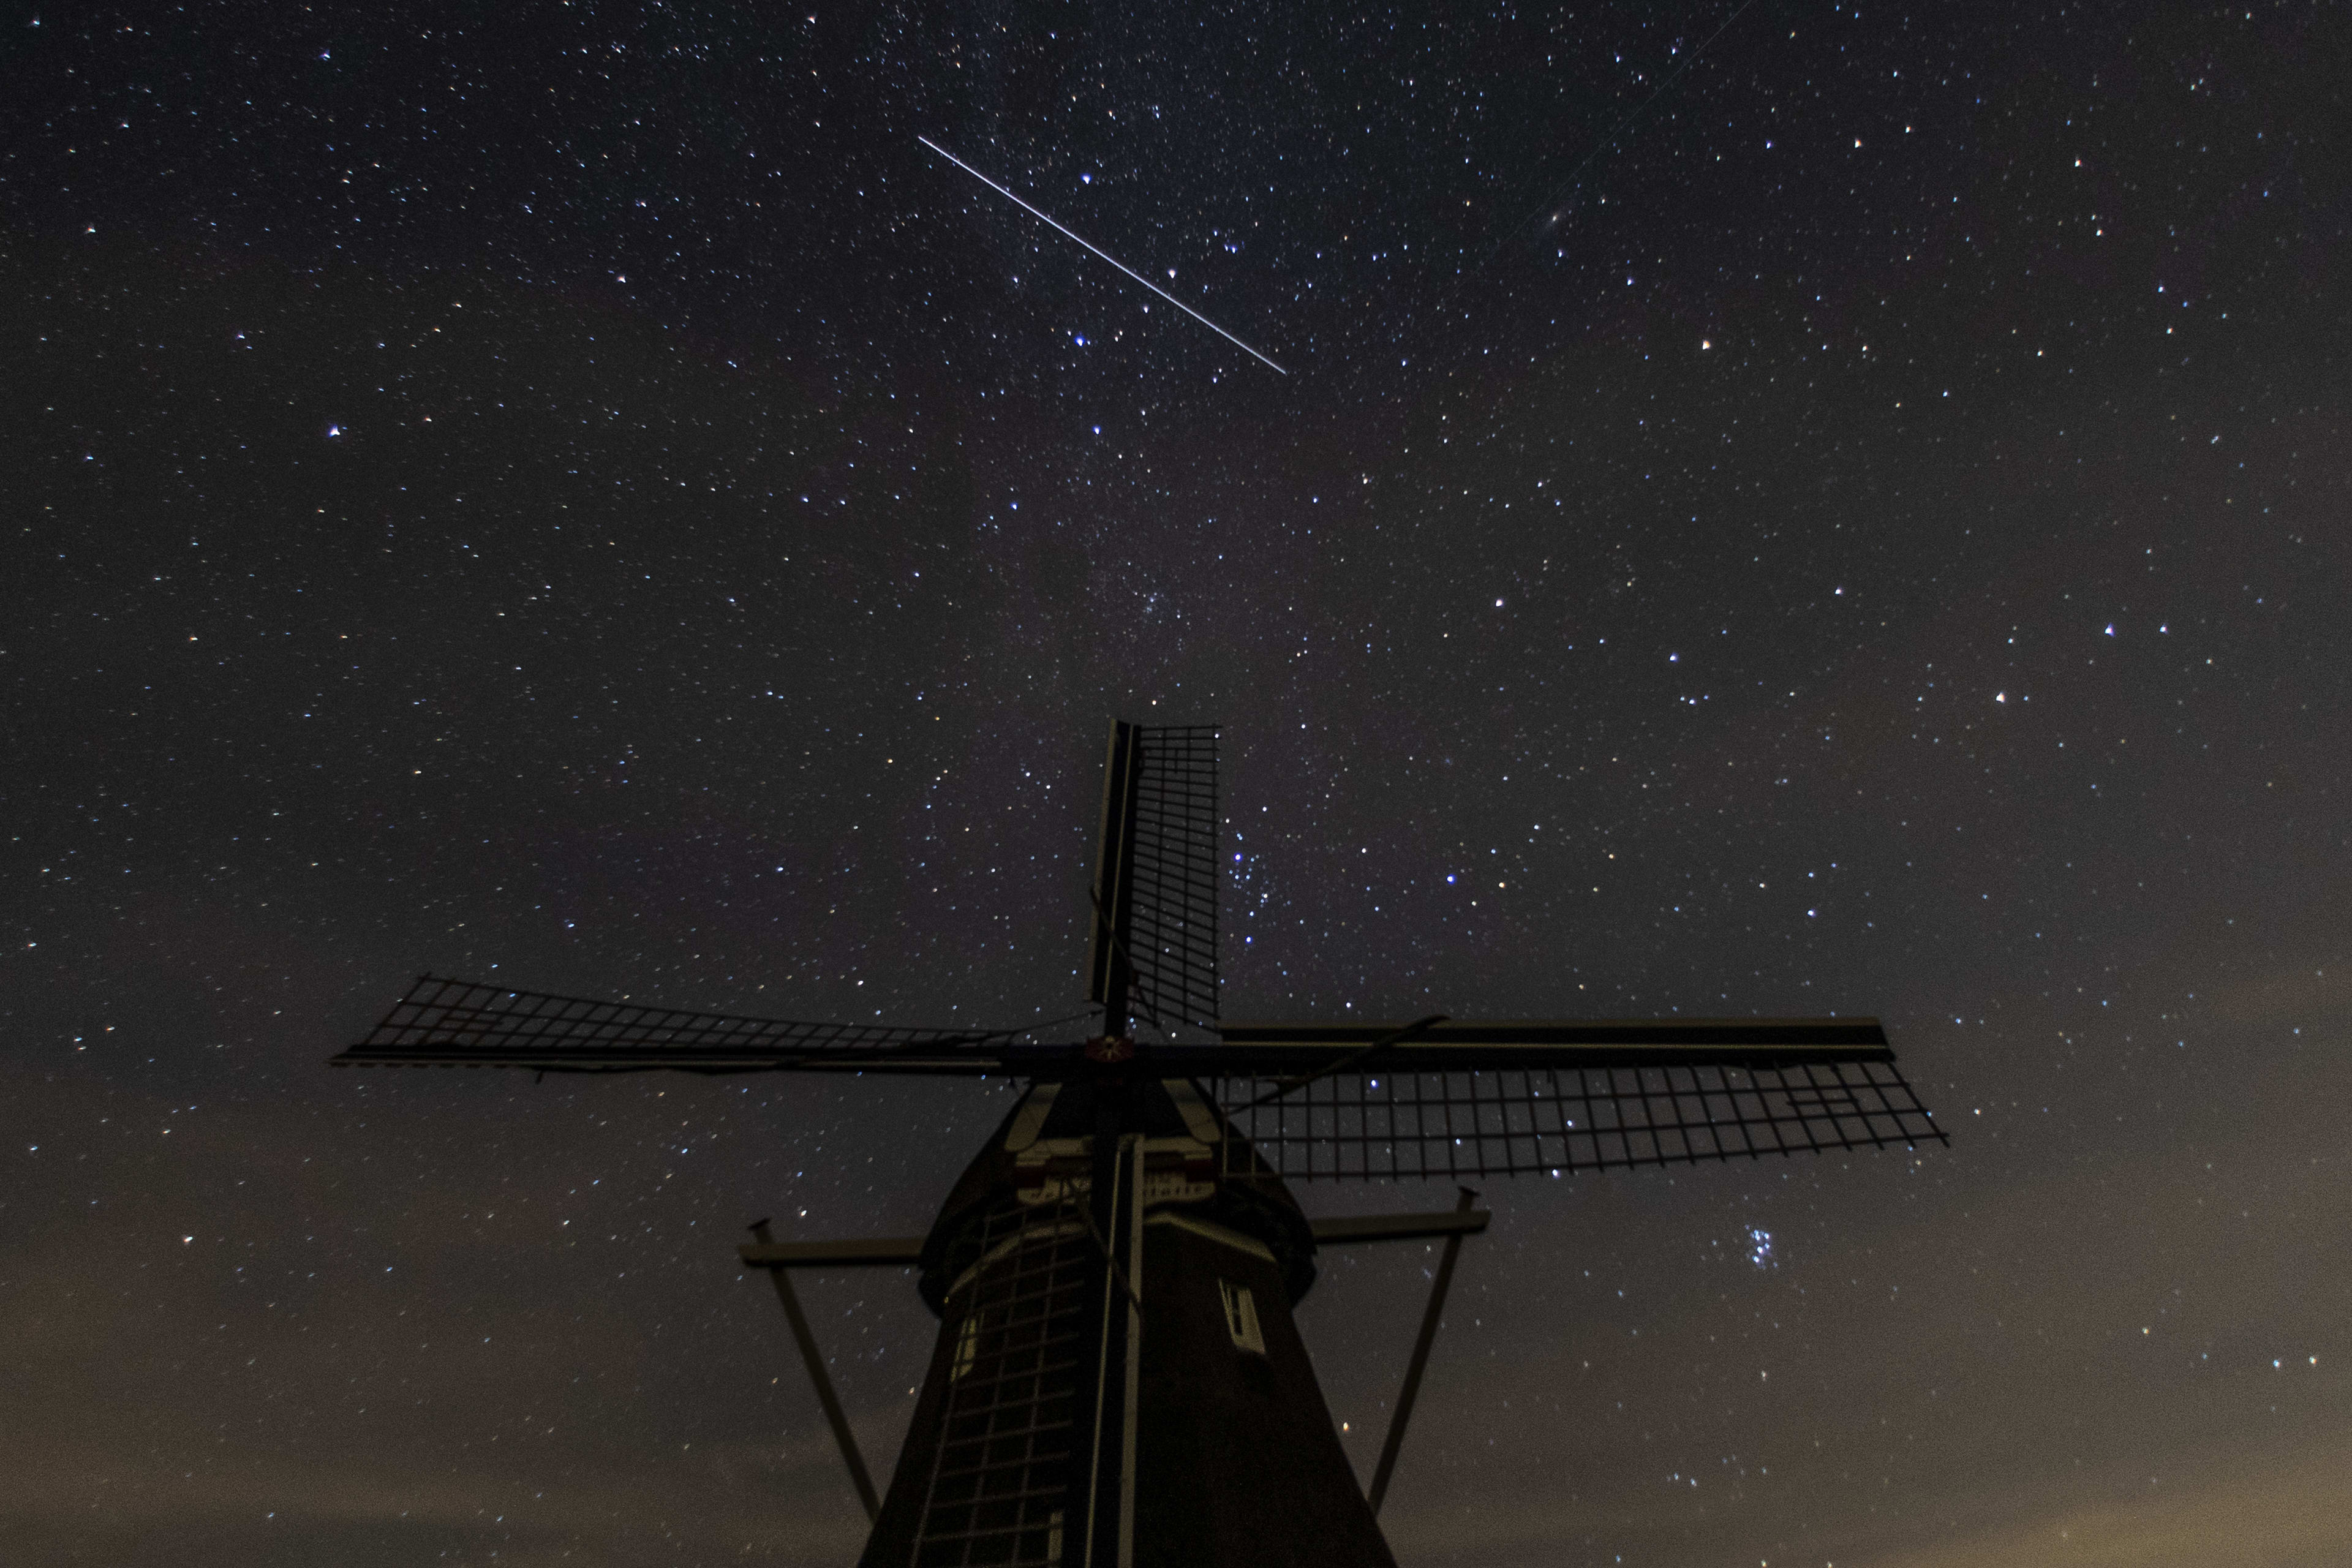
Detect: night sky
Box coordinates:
(6, 2, 2349, 1564)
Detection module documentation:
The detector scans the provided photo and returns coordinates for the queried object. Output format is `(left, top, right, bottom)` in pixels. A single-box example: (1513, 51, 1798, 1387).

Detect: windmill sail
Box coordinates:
(1086, 722, 1220, 1035)
(332, 974, 1017, 1074)
(900, 1198, 1095, 1566)
(1200, 1016, 1944, 1180)
(1209, 1057, 1942, 1181)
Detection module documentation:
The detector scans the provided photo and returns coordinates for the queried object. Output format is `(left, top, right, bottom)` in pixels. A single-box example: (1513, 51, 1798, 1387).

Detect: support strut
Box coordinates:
(1366, 1186, 1480, 1515)
(747, 1218, 881, 1521)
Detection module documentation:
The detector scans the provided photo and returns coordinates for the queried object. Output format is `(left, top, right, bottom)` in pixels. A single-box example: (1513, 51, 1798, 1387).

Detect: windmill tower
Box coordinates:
(333, 721, 1944, 1566)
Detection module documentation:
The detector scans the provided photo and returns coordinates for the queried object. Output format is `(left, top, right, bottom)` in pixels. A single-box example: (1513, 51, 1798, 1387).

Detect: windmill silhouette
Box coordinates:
(334, 721, 1945, 1566)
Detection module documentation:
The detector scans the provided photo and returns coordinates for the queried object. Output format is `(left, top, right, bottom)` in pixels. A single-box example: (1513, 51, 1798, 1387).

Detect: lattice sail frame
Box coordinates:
(914, 1200, 1092, 1567)
(335, 976, 1009, 1072)
(1123, 726, 1221, 1033)
(1210, 1059, 1945, 1181)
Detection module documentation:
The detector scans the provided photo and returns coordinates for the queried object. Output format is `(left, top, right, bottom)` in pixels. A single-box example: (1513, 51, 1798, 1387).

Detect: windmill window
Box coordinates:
(951, 1314, 979, 1381)
(1218, 1279, 1265, 1355)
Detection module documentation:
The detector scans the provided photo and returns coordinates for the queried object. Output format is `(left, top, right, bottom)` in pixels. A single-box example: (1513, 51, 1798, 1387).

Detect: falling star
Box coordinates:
(918, 137, 1287, 376)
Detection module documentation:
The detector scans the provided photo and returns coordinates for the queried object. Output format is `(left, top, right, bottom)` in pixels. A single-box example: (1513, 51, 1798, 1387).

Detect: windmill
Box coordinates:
(333, 720, 1945, 1566)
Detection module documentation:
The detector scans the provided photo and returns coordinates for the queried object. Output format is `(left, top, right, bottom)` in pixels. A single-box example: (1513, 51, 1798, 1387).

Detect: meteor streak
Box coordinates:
(918, 136, 1287, 376)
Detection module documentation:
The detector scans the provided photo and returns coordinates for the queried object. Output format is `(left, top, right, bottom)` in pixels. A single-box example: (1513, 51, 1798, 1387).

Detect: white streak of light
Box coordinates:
(918, 137, 1287, 377)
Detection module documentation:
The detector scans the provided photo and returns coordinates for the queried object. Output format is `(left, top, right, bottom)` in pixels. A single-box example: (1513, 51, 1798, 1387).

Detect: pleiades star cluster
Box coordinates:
(4, 3, 2346, 1566)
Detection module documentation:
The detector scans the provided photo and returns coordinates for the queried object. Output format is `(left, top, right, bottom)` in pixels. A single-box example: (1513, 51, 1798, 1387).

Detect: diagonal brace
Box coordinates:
(1366, 1186, 1480, 1515)
(745, 1218, 881, 1521)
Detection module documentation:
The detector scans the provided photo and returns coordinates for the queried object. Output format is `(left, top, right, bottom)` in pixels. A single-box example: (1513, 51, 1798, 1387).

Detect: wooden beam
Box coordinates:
(745, 1220, 883, 1521)
(739, 1235, 925, 1268)
(1366, 1188, 1481, 1515)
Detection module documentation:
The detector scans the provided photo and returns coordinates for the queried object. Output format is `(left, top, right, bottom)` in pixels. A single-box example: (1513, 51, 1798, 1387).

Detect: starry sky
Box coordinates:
(6, 1, 2349, 1564)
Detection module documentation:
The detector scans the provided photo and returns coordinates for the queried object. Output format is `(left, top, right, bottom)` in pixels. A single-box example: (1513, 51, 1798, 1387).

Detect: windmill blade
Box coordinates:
(330, 975, 1020, 1075)
(1207, 1016, 1896, 1072)
(1085, 722, 1220, 1035)
(1200, 1017, 1943, 1180)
